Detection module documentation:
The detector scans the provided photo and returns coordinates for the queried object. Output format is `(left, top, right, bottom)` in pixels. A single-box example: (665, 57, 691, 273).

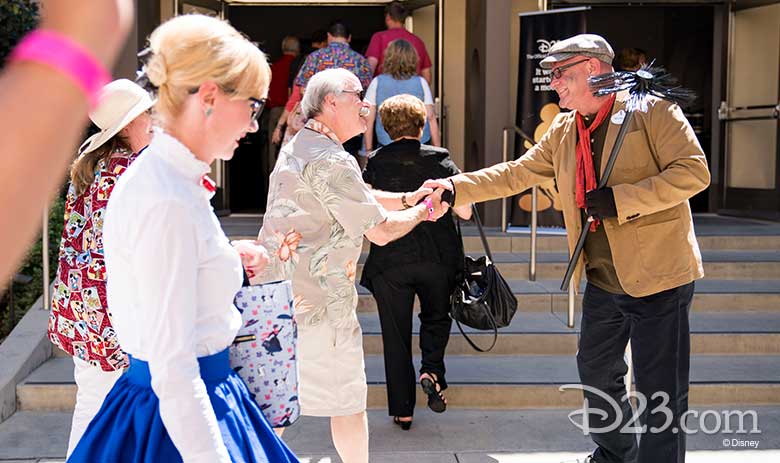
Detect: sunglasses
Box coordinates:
(341, 89, 366, 100)
(550, 59, 590, 80)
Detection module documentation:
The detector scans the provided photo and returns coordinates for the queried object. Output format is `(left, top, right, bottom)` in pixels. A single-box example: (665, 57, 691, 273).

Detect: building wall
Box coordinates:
(442, 0, 466, 169)
(461, 0, 542, 225)
(161, 0, 175, 21)
(112, 0, 140, 80)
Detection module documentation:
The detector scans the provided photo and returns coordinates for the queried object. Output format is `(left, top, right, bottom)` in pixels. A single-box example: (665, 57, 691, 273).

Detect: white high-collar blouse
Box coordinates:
(103, 128, 242, 463)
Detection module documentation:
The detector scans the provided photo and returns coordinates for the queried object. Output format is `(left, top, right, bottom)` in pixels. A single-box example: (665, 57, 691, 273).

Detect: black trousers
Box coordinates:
(578, 282, 694, 463)
(369, 262, 455, 417)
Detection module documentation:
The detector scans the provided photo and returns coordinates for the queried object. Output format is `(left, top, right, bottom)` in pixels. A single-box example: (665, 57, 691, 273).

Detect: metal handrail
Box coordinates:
(501, 126, 536, 232)
(501, 130, 510, 232)
(501, 125, 575, 328)
(567, 275, 575, 329)
(500, 126, 539, 280)
(529, 186, 537, 281)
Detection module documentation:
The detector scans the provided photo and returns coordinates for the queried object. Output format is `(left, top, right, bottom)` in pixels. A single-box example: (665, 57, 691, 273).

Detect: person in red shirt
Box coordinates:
(267, 36, 300, 172)
(271, 31, 327, 149)
(366, 1, 432, 84)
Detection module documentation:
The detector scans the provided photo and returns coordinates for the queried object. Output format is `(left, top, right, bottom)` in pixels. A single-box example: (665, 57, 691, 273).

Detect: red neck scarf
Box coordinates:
(575, 93, 616, 231)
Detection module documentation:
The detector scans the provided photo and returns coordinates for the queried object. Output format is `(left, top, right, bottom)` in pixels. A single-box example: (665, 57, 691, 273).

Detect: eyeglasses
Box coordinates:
(187, 87, 266, 123)
(550, 59, 590, 80)
(341, 89, 366, 101)
(248, 97, 267, 123)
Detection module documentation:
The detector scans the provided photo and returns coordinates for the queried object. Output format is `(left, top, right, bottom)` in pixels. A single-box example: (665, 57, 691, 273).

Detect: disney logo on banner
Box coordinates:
(536, 39, 558, 54)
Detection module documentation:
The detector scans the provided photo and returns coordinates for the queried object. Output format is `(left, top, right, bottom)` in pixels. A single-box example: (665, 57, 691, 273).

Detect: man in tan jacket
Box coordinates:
(427, 34, 709, 463)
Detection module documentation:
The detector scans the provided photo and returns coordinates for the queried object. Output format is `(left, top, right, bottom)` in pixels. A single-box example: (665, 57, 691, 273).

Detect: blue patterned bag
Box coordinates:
(230, 280, 300, 428)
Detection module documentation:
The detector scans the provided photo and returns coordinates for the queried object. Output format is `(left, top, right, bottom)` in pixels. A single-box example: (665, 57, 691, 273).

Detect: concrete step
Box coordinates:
(3, 409, 778, 462)
(356, 250, 780, 280)
(228, 229, 780, 254)
(357, 311, 780, 356)
(48, 311, 780, 358)
(225, 229, 780, 254)
(370, 355, 780, 409)
(18, 354, 780, 412)
(354, 232, 780, 254)
(356, 279, 780, 313)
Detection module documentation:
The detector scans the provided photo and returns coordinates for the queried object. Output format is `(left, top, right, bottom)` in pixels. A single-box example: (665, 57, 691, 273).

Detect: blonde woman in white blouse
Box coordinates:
(68, 15, 298, 463)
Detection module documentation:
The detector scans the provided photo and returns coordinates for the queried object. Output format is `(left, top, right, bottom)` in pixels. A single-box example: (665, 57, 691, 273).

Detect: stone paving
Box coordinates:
(1, 408, 778, 462)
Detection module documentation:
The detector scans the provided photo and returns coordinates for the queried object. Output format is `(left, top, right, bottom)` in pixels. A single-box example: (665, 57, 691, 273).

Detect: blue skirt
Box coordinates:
(68, 349, 299, 463)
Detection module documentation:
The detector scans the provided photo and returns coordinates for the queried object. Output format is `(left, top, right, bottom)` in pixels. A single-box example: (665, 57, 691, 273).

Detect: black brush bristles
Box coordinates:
(589, 61, 696, 111)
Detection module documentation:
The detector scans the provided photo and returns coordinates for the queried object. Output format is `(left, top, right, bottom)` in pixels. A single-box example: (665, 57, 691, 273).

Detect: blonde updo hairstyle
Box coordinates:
(144, 14, 271, 123)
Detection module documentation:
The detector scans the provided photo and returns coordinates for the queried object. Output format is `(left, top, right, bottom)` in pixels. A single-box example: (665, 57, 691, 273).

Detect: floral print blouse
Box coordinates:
(256, 120, 387, 329)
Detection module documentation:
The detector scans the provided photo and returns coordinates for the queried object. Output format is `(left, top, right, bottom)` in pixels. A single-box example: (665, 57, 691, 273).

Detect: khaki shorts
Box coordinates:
(297, 322, 367, 417)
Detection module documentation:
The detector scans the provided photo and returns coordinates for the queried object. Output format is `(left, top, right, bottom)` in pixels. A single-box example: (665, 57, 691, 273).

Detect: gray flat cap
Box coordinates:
(539, 34, 614, 69)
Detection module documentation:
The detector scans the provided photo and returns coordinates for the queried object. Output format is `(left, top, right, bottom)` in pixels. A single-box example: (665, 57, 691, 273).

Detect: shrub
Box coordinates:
(0, 0, 39, 66)
(0, 197, 65, 340)
(0, 0, 46, 341)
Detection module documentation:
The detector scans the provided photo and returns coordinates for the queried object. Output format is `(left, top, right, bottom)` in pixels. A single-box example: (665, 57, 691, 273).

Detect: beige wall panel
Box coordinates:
(161, 0, 175, 22)
(412, 5, 437, 93)
(483, 0, 512, 170)
(727, 3, 779, 189)
(113, 0, 140, 80)
(443, 0, 466, 168)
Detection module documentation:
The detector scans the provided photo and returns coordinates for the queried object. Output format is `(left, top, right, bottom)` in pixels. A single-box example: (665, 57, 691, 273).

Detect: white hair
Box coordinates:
(301, 68, 357, 119)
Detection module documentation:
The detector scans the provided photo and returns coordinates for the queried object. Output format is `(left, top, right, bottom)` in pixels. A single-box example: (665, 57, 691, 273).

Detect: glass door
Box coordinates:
(720, 2, 780, 220)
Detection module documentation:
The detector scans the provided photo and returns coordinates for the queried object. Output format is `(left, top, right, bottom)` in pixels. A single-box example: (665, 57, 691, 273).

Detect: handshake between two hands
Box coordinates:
(230, 178, 457, 281)
(407, 178, 456, 222)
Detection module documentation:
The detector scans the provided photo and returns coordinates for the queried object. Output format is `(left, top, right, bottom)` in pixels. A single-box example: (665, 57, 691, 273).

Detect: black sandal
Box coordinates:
(420, 374, 447, 413)
(393, 416, 412, 430)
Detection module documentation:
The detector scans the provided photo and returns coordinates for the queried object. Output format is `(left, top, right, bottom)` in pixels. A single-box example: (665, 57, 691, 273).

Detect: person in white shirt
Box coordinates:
(68, 15, 298, 463)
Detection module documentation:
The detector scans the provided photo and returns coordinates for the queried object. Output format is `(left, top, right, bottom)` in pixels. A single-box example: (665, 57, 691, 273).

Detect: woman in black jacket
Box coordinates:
(361, 94, 472, 430)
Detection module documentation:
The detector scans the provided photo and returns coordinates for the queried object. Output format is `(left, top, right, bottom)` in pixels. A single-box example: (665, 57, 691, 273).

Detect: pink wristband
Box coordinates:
(9, 30, 111, 109)
(423, 197, 435, 221)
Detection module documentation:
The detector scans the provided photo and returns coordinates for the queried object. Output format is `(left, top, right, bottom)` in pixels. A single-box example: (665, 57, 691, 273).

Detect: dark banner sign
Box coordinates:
(510, 8, 587, 228)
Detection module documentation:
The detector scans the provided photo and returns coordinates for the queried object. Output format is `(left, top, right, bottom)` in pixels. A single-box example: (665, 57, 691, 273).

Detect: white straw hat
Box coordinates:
(78, 79, 155, 154)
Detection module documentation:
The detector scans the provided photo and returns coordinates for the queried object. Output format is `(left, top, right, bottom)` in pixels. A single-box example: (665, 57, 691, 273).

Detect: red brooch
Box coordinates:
(200, 174, 216, 193)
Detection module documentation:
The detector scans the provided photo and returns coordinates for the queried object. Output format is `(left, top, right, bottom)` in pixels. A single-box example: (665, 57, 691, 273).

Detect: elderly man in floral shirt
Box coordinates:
(241, 68, 448, 463)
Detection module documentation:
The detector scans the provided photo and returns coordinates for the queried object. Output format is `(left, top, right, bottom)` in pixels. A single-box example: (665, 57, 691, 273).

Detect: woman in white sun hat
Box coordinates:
(46, 78, 153, 458)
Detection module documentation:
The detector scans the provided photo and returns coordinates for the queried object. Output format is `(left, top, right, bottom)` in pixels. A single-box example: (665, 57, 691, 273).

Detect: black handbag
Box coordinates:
(450, 205, 518, 352)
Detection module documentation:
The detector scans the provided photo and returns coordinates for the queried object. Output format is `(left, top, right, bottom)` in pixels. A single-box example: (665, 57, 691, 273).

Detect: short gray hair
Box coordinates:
(281, 36, 300, 54)
(301, 68, 356, 119)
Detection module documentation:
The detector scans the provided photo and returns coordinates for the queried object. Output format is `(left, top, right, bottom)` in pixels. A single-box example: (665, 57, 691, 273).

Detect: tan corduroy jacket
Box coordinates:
(451, 93, 711, 297)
